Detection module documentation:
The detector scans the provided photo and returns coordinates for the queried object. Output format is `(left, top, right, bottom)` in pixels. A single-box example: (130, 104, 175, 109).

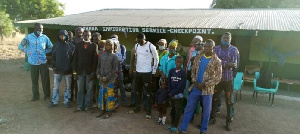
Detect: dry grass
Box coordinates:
(0, 33, 25, 60)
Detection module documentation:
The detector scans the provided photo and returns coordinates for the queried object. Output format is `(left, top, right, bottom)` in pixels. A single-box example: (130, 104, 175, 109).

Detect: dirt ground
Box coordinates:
(1, 36, 300, 134)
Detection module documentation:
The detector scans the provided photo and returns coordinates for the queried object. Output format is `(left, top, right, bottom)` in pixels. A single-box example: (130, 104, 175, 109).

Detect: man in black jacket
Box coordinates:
(73, 30, 98, 111)
(49, 30, 75, 108)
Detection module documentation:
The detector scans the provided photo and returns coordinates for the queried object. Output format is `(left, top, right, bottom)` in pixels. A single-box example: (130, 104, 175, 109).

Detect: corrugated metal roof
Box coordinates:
(15, 8, 300, 31)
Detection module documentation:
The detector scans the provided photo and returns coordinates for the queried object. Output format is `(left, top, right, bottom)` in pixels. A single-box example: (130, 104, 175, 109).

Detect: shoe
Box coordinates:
(169, 127, 178, 133)
(30, 97, 39, 101)
(145, 115, 151, 120)
(216, 109, 221, 113)
(200, 132, 207, 134)
(209, 118, 216, 124)
(44, 97, 50, 101)
(65, 102, 71, 108)
(48, 103, 58, 108)
(73, 108, 82, 112)
(156, 120, 162, 125)
(127, 104, 135, 107)
(127, 108, 140, 114)
(226, 122, 232, 131)
(178, 130, 187, 134)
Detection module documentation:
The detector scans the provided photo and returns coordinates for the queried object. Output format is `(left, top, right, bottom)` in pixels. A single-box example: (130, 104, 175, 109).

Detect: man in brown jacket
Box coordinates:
(179, 39, 222, 134)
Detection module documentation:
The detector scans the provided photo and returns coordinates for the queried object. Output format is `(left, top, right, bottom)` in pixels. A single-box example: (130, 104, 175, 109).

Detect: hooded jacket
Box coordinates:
(52, 30, 75, 74)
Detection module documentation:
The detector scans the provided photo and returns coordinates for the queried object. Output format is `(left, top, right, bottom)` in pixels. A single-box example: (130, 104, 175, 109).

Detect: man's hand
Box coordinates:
(194, 82, 205, 90)
(89, 74, 95, 81)
(73, 74, 78, 81)
(102, 77, 107, 82)
(226, 62, 237, 68)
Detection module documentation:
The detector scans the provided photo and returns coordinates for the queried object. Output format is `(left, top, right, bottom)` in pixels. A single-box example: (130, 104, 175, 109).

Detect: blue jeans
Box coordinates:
(116, 71, 127, 104)
(130, 72, 137, 105)
(77, 74, 93, 110)
(180, 88, 212, 132)
(51, 74, 72, 105)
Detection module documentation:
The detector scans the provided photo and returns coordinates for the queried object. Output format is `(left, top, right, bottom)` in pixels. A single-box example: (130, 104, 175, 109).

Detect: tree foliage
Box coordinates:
(0, 11, 13, 39)
(0, 0, 65, 21)
(213, 0, 300, 8)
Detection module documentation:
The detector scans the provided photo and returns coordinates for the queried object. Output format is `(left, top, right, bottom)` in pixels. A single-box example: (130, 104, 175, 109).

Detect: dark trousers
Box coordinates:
(170, 98, 183, 128)
(130, 72, 137, 105)
(70, 75, 78, 101)
(157, 104, 167, 117)
(211, 81, 234, 123)
(30, 64, 50, 99)
(135, 72, 152, 115)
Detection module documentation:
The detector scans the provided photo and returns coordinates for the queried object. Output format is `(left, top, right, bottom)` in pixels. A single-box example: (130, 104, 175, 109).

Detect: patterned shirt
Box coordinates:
(214, 45, 239, 81)
(190, 52, 222, 95)
(18, 33, 53, 65)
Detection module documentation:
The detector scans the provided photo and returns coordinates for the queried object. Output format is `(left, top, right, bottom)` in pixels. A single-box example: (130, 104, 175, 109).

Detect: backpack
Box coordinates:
(257, 70, 273, 88)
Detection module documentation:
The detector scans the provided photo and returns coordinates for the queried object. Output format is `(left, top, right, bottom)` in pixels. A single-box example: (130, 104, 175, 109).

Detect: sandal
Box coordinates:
(103, 113, 111, 119)
(96, 112, 105, 118)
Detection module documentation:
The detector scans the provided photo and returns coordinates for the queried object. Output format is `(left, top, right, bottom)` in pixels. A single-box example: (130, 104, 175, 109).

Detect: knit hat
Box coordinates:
(194, 35, 203, 42)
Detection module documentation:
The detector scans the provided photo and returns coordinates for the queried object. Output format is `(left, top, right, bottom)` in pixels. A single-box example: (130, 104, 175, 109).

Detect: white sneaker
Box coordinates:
(146, 115, 152, 120)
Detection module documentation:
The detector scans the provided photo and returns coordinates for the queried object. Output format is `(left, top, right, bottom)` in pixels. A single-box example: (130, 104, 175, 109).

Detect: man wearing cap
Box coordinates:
(111, 34, 128, 107)
(128, 33, 159, 120)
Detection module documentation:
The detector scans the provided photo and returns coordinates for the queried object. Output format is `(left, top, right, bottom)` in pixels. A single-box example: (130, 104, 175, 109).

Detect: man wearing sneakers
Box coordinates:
(128, 33, 159, 120)
(49, 30, 75, 108)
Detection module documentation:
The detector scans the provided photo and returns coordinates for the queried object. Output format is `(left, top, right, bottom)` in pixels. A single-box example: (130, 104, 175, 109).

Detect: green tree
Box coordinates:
(213, 0, 300, 8)
(0, 11, 13, 40)
(0, 0, 64, 21)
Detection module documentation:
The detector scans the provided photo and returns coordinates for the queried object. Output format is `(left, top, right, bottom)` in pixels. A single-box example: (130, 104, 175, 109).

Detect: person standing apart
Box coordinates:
(18, 23, 53, 101)
(210, 32, 239, 131)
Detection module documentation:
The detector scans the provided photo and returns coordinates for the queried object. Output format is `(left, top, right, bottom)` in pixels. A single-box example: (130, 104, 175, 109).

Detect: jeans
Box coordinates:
(130, 72, 137, 105)
(77, 74, 93, 110)
(211, 81, 235, 123)
(51, 74, 72, 104)
(30, 64, 50, 100)
(116, 71, 127, 104)
(180, 89, 212, 132)
(135, 72, 152, 116)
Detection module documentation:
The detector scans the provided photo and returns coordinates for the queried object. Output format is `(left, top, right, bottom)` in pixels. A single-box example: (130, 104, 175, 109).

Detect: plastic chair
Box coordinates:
(233, 72, 244, 101)
(253, 72, 279, 106)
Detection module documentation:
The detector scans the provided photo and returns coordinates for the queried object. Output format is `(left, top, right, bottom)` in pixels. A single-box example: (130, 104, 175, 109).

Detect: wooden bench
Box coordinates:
(244, 65, 260, 83)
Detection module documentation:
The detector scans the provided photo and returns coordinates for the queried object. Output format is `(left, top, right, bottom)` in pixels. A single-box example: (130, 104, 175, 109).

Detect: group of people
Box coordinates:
(18, 23, 239, 134)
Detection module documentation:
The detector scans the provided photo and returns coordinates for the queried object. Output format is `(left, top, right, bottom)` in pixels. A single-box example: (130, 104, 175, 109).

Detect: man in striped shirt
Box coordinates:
(210, 32, 239, 131)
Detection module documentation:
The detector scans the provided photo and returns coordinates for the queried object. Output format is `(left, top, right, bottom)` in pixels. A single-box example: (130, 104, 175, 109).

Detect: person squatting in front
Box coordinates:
(179, 39, 222, 134)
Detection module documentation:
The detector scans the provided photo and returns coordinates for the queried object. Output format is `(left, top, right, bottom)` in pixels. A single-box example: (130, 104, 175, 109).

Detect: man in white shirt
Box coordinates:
(128, 33, 159, 120)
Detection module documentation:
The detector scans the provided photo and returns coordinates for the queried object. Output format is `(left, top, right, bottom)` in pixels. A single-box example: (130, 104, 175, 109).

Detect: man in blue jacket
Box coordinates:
(18, 23, 53, 101)
(49, 30, 75, 108)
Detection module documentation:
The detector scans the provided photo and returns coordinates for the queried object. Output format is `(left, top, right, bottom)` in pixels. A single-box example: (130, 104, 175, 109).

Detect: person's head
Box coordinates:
(195, 42, 204, 51)
(175, 56, 184, 69)
(204, 39, 215, 56)
(221, 32, 232, 46)
(99, 40, 106, 50)
(136, 33, 146, 45)
(168, 40, 178, 55)
(191, 35, 203, 47)
(92, 32, 101, 44)
(105, 39, 114, 53)
(111, 34, 118, 39)
(58, 30, 68, 42)
(68, 31, 73, 42)
(161, 80, 167, 90)
(83, 30, 91, 42)
(75, 27, 84, 38)
(157, 39, 167, 50)
(34, 23, 43, 36)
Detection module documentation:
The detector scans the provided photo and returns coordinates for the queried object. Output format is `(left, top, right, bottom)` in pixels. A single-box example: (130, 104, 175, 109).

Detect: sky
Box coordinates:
(58, 0, 214, 15)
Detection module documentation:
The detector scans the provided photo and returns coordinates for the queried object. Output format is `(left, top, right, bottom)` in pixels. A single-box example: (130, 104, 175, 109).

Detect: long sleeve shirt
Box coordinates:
(18, 33, 53, 65)
(135, 42, 159, 74)
(159, 55, 177, 78)
(168, 68, 186, 97)
(73, 42, 98, 75)
(214, 45, 239, 81)
(97, 51, 119, 85)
